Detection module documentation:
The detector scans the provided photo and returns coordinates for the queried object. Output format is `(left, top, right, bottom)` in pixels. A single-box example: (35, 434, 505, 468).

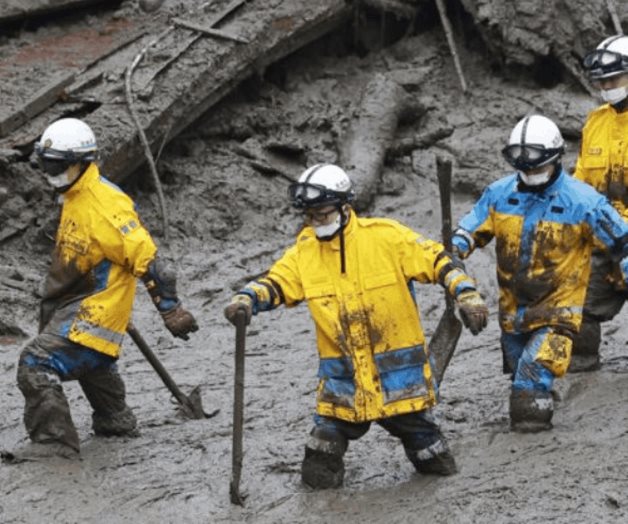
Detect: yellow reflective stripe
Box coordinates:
(444, 269, 468, 294)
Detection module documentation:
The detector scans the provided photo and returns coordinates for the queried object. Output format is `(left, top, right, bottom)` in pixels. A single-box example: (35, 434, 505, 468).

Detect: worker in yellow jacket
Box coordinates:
(572, 35, 628, 371)
(3, 118, 198, 462)
(224, 164, 488, 490)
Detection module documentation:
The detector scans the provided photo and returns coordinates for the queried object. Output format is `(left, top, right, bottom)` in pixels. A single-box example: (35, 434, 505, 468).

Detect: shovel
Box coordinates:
(126, 323, 218, 420)
(429, 157, 463, 384)
(229, 309, 247, 505)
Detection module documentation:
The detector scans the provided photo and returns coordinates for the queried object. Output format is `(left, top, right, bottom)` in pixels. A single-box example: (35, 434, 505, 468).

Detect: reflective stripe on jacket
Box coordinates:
(241, 210, 476, 423)
(40, 164, 157, 357)
(574, 104, 628, 220)
(453, 170, 628, 335)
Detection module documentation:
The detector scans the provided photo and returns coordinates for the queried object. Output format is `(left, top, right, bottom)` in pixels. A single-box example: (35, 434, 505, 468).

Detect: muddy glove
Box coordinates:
(161, 304, 198, 340)
(224, 294, 253, 326)
(456, 290, 488, 335)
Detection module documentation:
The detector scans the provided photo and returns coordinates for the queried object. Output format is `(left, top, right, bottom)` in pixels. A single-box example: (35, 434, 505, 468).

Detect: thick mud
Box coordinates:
(2, 2, 628, 523)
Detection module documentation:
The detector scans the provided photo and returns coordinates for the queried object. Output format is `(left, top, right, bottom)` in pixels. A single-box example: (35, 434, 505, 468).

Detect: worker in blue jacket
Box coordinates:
(452, 114, 628, 432)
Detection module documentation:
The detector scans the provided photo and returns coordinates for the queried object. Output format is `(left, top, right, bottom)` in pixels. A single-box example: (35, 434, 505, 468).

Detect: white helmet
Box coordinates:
(583, 35, 628, 80)
(288, 164, 354, 209)
(35, 118, 98, 164)
(502, 115, 564, 172)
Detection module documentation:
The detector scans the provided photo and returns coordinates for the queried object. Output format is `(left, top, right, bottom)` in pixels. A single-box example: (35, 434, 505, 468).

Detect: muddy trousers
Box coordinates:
(302, 411, 455, 489)
(502, 328, 572, 432)
(17, 333, 137, 452)
(571, 252, 626, 371)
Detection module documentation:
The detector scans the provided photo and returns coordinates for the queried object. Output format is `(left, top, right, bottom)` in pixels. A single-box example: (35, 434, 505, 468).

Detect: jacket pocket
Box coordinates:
(375, 346, 428, 404)
(363, 271, 397, 290)
(303, 283, 335, 300)
(317, 357, 355, 408)
(581, 153, 606, 170)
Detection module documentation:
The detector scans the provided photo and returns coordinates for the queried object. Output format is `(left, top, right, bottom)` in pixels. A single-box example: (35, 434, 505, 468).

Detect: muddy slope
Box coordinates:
(2, 1, 628, 523)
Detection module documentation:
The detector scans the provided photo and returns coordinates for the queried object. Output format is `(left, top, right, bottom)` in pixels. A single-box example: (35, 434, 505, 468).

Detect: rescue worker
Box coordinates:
(224, 164, 489, 489)
(452, 114, 628, 432)
(572, 35, 628, 371)
(2, 118, 198, 462)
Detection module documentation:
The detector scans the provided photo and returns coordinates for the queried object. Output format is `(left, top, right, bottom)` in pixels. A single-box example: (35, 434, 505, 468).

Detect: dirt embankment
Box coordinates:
(2, 1, 628, 523)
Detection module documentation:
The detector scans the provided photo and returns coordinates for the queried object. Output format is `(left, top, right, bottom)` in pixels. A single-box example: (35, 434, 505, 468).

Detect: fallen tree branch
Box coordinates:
(124, 0, 223, 242)
(606, 0, 624, 35)
(339, 73, 410, 210)
(386, 126, 454, 159)
(435, 0, 468, 93)
(125, 27, 174, 243)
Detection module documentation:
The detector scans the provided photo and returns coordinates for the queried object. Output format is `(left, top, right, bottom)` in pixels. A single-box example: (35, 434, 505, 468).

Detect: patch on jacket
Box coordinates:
(587, 147, 602, 155)
(60, 234, 88, 255)
(119, 220, 138, 235)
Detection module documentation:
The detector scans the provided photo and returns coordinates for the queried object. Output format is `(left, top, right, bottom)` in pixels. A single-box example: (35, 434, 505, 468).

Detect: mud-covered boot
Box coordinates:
(301, 447, 345, 489)
(406, 439, 457, 476)
(569, 320, 601, 373)
(92, 406, 139, 438)
(1, 441, 79, 464)
(509, 389, 553, 433)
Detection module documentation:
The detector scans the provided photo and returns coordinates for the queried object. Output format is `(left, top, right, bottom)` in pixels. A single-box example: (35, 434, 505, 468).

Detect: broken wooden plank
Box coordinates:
(139, 0, 248, 90)
(0, 0, 352, 196)
(97, 0, 352, 184)
(339, 73, 411, 211)
(0, 72, 75, 138)
(172, 18, 250, 44)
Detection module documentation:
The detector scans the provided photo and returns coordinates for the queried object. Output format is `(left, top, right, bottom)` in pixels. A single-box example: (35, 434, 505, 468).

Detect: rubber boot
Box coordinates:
(406, 438, 457, 476)
(569, 320, 601, 373)
(509, 389, 553, 433)
(1, 441, 79, 464)
(301, 447, 345, 490)
(92, 406, 139, 438)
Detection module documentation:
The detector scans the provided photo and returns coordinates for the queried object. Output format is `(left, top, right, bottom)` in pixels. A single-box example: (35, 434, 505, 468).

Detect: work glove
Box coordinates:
(161, 304, 199, 340)
(456, 290, 488, 335)
(224, 294, 253, 326)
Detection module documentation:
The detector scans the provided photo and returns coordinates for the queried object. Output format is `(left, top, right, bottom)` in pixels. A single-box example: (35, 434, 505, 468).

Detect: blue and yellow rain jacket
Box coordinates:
(453, 169, 628, 335)
(238, 209, 477, 422)
(40, 164, 157, 357)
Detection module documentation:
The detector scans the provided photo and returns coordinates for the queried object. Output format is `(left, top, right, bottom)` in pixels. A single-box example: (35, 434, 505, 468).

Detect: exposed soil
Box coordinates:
(2, 1, 628, 523)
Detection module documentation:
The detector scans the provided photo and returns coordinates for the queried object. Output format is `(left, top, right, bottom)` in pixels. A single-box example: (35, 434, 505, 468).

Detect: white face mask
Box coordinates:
(517, 168, 553, 187)
(600, 86, 628, 105)
(314, 213, 342, 239)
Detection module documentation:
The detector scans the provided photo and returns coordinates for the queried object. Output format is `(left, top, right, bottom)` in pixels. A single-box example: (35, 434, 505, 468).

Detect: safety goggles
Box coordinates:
(583, 49, 628, 80)
(288, 182, 346, 209)
(501, 144, 562, 172)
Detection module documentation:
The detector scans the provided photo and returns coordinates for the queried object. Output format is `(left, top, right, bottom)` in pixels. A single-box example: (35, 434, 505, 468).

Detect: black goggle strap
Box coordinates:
(34, 143, 97, 164)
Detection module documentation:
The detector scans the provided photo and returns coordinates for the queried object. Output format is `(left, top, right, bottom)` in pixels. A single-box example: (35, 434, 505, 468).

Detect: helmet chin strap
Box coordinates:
(315, 205, 349, 274)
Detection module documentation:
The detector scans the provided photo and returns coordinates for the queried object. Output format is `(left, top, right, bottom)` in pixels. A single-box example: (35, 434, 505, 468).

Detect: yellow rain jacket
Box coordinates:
(40, 164, 157, 357)
(240, 210, 476, 423)
(574, 104, 628, 220)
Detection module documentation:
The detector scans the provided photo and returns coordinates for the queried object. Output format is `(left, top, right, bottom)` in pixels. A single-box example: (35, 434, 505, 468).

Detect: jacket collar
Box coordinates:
(64, 163, 99, 198)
